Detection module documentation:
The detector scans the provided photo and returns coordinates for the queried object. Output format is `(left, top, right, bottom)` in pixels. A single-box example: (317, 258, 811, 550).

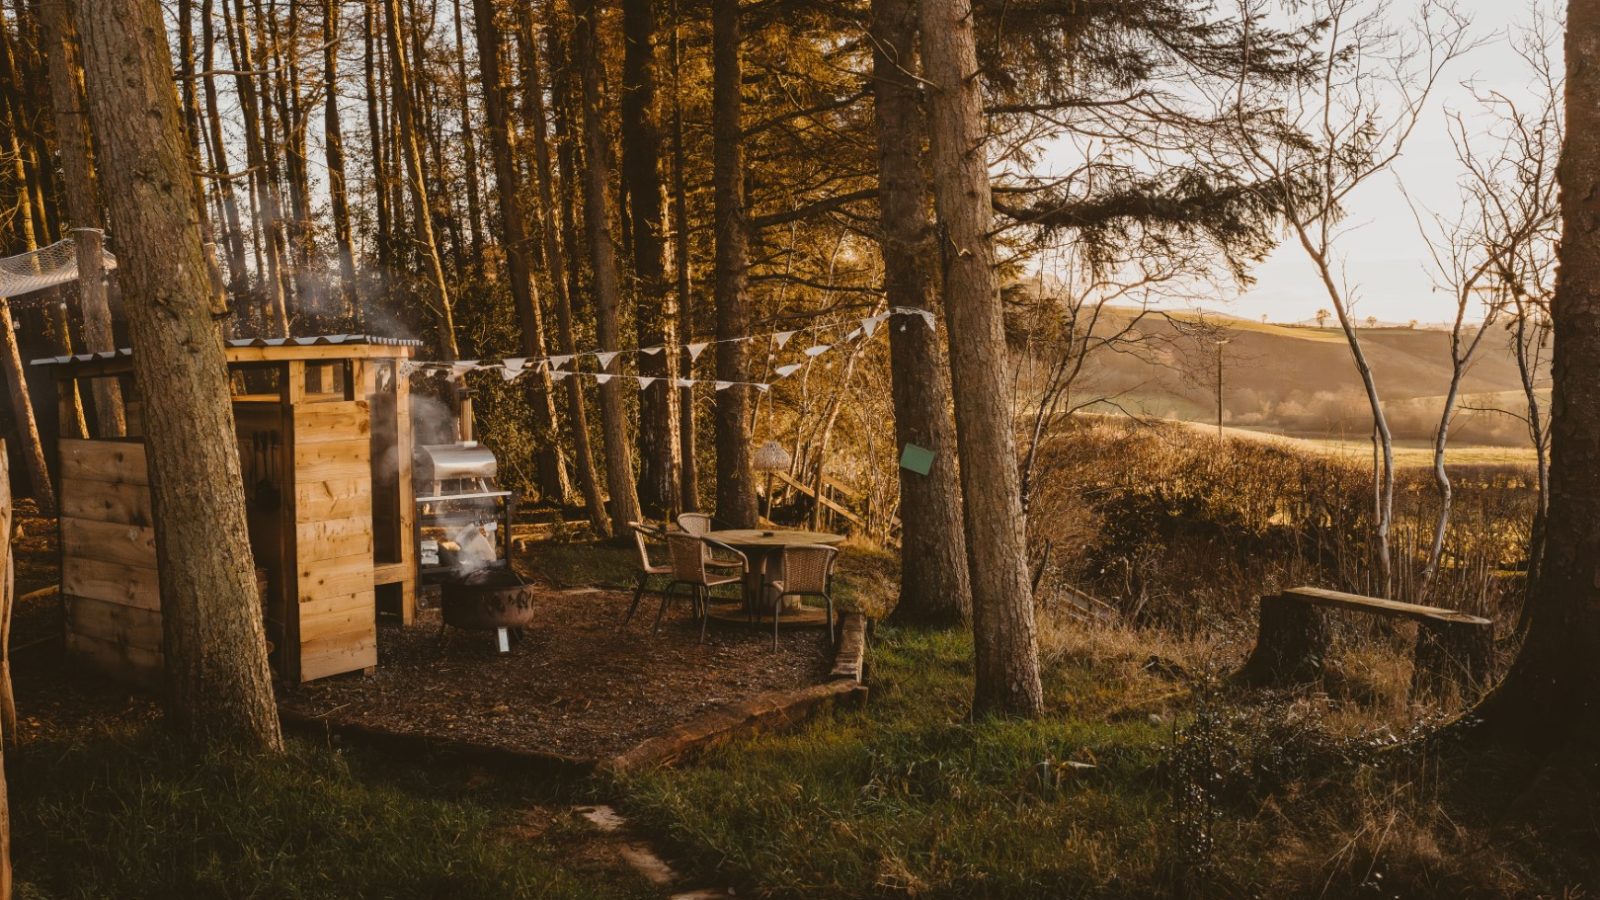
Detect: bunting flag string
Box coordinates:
(398, 305, 939, 386)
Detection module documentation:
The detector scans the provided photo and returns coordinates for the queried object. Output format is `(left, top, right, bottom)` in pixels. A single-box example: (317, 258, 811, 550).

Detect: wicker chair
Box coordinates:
(766, 545, 839, 649)
(660, 533, 747, 642)
(675, 512, 741, 571)
(676, 512, 714, 535)
(621, 522, 671, 628)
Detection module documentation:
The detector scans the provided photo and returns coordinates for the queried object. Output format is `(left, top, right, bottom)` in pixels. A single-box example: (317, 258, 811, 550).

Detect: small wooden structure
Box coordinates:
(1239, 586, 1494, 699)
(33, 335, 419, 686)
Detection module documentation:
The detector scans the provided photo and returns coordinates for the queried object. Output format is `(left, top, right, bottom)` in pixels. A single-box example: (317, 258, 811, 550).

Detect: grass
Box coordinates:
(619, 625, 1186, 898)
(617, 622, 1593, 899)
(8, 726, 651, 900)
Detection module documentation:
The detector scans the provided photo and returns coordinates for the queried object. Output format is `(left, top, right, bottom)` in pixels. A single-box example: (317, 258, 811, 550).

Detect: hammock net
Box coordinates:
(0, 238, 118, 300)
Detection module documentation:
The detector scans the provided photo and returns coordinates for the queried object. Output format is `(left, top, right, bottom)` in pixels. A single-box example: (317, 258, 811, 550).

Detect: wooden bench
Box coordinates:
(1239, 586, 1494, 699)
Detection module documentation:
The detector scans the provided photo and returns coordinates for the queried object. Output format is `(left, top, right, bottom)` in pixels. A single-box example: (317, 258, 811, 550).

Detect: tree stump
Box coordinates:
(1239, 594, 1331, 686)
(1412, 618, 1494, 701)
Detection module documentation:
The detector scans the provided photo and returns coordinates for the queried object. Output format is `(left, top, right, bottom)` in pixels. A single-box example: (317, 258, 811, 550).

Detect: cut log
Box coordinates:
(1239, 593, 1331, 686)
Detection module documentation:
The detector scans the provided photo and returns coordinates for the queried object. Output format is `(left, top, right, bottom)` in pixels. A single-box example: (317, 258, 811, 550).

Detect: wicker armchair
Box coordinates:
(660, 533, 747, 642)
(766, 545, 839, 649)
(676, 512, 714, 535)
(675, 512, 741, 572)
(621, 522, 671, 628)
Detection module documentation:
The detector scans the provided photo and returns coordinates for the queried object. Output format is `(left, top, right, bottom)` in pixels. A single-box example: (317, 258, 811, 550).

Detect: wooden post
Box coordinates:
(1239, 594, 1331, 686)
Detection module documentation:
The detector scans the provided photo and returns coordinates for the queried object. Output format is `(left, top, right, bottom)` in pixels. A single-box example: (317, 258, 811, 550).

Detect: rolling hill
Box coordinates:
(1036, 307, 1547, 447)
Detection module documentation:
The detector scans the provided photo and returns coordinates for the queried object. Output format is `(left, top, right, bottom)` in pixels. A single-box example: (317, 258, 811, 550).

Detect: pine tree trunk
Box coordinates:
(711, 0, 757, 528)
(452, 0, 484, 270)
(384, 0, 458, 358)
(669, 1, 698, 513)
(365, 0, 393, 275)
(519, 8, 608, 530)
(1473, 0, 1600, 744)
(623, 0, 679, 518)
(324, 0, 358, 318)
(40, 0, 126, 439)
(76, 0, 283, 751)
(918, 0, 1043, 717)
(572, 0, 643, 534)
(227, 0, 290, 334)
(871, 0, 972, 628)
(202, 0, 250, 301)
(0, 442, 11, 900)
(473, 0, 570, 503)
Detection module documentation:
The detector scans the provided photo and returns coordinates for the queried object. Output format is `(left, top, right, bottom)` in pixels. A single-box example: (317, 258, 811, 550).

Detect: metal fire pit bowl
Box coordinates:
(439, 566, 540, 652)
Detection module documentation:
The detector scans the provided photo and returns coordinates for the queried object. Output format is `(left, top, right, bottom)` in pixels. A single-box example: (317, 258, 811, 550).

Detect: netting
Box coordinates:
(0, 238, 118, 300)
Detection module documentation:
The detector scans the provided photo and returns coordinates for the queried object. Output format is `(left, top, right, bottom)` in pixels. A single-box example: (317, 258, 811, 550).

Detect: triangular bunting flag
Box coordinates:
(754, 383, 770, 393)
(549, 354, 573, 369)
(863, 313, 888, 337)
(500, 366, 521, 382)
(714, 380, 733, 391)
(844, 327, 863, 342)
(687, 342, 709, 361)
(503, 357, 527, 373)
(636, 376, 658, 390)
(594, 351, 619, 371)
(775, 363, 802, 378)
(641, 346, 664, 356)
(774, 330, 796, 348)
(674, 377, 694, 388)
(594, 373, 614, 385)
(550, 369, 572, 382)
(804, 344, 831, 357)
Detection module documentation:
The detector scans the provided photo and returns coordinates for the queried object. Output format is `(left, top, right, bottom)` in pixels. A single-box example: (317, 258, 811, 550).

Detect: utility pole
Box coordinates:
(1215, 338, 1229, 440)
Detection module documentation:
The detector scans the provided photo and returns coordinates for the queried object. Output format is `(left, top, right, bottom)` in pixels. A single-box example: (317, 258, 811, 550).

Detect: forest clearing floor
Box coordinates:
(7, 506, 1597, 897)
(282, 589, 833, 761)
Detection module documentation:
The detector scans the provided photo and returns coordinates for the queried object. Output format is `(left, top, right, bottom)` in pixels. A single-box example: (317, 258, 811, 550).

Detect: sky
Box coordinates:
(1236, 0, 1549, 326)
(1048, 0, 1555, 327)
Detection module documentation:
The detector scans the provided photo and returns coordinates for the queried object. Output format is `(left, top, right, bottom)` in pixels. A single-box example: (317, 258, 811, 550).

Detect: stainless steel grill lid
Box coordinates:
(414, 441, 498, 483)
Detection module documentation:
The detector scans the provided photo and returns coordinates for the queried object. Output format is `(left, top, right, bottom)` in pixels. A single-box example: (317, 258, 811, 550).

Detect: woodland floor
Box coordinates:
(282, 586, 834, 760)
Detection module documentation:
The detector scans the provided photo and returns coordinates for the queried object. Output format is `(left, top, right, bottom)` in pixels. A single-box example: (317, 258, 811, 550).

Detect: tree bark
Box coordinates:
(0, 442, 11, 899)
(384, 0, 459, 358)
(572, 0, 643, 534)
(226, 0, 290, 334)
(324, 0, 358, 317)
(668, 0, 698, 513)
(871, 0, 972, 628)
(76, 0, 283, 751)
(452, 0, 484, 271)
(918, 0, 1043, 717)
(39, 0, 126, 439)
(519, 7, 608, 531)
(1472, 0, 1600, 744)
(201, 0, 250, 303)
(711, 0, 757, 528)
(623, 0, 679, 518)
(473, 0, 570, 503)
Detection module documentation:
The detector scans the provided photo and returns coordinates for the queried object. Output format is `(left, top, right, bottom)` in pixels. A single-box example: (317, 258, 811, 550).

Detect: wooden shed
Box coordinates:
(33, 335, 419, 686)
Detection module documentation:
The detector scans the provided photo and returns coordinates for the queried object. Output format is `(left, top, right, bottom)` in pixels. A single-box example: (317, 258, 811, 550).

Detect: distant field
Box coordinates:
(1180, 419, 1538, 467)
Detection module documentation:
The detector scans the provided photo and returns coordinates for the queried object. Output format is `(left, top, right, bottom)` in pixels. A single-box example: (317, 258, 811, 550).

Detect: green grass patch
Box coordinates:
(10, 727, 650, 900)
(620, 626, 1180, 898)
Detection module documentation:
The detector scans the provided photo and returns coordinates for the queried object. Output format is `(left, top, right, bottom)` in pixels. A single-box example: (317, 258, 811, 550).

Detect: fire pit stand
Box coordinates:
(439, 564, 540, 653)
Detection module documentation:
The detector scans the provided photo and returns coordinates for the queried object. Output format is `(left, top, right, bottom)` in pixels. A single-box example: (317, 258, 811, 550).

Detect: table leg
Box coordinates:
(744, 548, 772, 614)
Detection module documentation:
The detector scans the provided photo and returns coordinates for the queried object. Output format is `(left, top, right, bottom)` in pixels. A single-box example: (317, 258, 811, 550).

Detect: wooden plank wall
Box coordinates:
(362, 359, 416, 622)
(58, 439, 163, 688)
(293, 401, 378, 681)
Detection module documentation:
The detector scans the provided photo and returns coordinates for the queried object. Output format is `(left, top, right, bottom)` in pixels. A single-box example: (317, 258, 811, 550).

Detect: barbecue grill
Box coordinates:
(413, 441, 515, 580)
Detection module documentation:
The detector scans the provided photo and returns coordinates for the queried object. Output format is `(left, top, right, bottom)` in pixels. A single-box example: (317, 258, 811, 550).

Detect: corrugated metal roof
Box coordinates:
(31, 334, 422, 366)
